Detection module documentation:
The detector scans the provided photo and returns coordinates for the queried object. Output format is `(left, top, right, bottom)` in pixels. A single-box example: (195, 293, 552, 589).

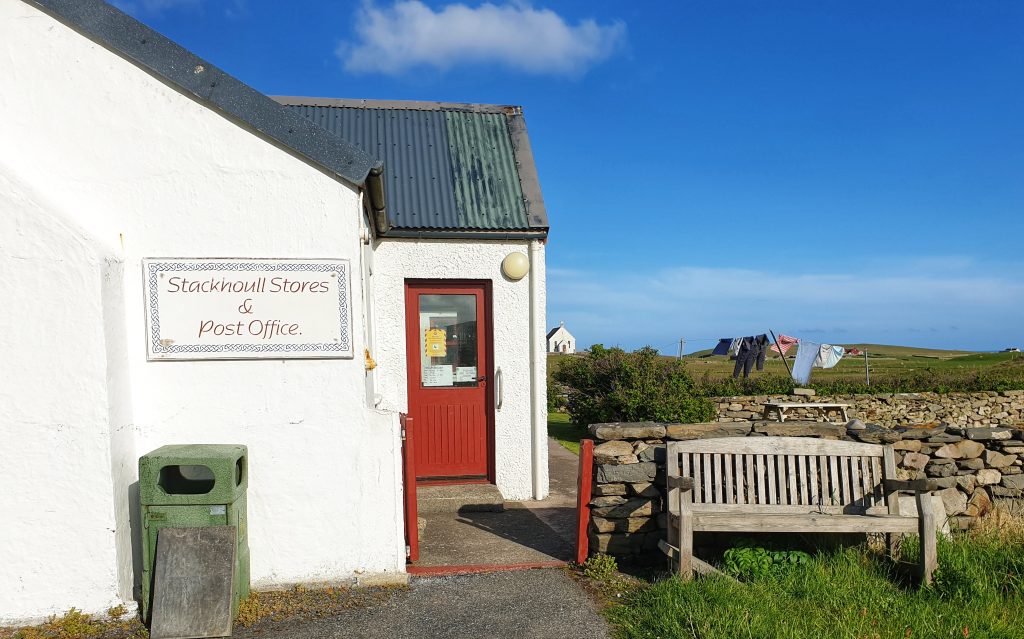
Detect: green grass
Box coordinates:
(548, 412, 589, 454)
(604, 518, 1024, 639)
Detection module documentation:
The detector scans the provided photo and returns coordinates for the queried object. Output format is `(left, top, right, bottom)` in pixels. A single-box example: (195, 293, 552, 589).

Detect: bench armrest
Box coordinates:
(883, 478, 939, 493)
(667, 476, 694, 491)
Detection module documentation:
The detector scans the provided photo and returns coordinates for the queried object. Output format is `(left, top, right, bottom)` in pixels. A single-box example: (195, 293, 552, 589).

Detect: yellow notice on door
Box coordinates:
(424, 327, 447, 358)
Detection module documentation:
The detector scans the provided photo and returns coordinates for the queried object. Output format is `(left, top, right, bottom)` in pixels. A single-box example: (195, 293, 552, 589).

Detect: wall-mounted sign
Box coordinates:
(144, 258, 352, 361)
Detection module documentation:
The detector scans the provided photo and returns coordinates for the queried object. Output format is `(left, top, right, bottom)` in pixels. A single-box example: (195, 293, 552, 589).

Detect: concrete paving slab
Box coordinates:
(234, 569, 609, 639)
(416, 439, 579, 566)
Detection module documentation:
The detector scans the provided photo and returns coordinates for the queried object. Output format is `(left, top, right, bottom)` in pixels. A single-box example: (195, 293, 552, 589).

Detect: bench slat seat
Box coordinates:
(662, 436, 938, 585)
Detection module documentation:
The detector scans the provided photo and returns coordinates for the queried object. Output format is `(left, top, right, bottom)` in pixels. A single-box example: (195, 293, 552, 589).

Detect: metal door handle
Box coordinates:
(477, 375, 487, 382)
(495, 367, 503, 410)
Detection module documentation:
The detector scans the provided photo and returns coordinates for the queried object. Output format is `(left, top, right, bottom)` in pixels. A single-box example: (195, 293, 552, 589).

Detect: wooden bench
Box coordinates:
(763, 402, 850, 422)
(660, 437, 939, 584)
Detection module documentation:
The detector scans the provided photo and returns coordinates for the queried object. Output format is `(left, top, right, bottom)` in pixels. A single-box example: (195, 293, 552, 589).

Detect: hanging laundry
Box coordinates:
(732, 337, 755, 378)
(728, 337, 742, 357)
(791, 340, 820, 385)
(769, 334, 799, 355)
(711, 338, 733, 356)
(814, 344, 845, 369)
(845, 347, 861, 356)
(732, 335, 770, 378)
(754, 334, 770, 371)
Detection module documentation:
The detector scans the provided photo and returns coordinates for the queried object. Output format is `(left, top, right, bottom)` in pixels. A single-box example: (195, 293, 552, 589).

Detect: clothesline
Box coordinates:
(707, 332, 866, 384)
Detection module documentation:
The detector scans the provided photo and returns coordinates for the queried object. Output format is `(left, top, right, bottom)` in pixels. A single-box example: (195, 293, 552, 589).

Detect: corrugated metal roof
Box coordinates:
(446, 112, 527, 231)
(289, 105, 459, 229)
(280, 99, 543, 233)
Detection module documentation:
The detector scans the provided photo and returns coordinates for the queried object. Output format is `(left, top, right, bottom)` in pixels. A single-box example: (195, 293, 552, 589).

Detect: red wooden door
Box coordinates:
(405, 281, 493, 482)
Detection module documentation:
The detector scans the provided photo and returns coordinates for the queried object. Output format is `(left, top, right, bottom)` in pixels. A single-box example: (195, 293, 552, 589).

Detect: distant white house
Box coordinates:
(547, 322, 576, 354)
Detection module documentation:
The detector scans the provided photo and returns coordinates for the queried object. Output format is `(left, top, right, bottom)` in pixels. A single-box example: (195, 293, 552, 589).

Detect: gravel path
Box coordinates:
(236, 569, 609, 639)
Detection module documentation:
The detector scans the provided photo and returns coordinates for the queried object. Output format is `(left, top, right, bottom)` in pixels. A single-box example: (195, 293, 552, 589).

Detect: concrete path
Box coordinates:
(235, 569, 610, 639)
(416, 439, 580, 566)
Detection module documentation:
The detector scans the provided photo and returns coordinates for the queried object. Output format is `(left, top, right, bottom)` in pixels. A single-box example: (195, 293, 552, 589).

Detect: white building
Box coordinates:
(0, 0, 549, 624)
(547, 322, 577, 354)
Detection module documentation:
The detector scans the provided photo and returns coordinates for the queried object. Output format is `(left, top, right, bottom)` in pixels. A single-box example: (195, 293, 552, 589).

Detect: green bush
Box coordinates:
(582, 553, 619, 581)
(553, 345, 716, 427)
(722, 540, 811, 581)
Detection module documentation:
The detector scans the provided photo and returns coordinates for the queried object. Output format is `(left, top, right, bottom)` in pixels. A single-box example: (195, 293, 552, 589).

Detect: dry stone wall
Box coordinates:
(714, 390, 1024, 426)
(586, 418, 1024, 561)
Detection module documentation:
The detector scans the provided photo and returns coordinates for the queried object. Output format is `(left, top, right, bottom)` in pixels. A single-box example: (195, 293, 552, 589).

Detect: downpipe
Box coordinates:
(529, 240, 547, 499)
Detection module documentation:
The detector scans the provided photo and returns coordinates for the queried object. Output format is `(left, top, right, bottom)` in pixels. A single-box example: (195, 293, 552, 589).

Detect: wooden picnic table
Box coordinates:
(762, 402, 850, 423)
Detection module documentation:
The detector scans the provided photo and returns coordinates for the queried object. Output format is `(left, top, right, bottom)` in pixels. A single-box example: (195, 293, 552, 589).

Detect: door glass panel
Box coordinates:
(419, 294, 478, 388)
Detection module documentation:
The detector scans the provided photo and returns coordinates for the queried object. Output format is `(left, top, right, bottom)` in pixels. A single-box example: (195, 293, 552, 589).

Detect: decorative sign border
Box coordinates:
(144, 258, 353, 361)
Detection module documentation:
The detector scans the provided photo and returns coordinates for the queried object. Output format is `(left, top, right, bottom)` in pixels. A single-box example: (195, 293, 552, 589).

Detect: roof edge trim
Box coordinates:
(273, 96, 521, 116)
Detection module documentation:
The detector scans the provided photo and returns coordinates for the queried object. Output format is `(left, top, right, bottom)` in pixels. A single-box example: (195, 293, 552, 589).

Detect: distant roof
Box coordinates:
(546, 323, 573, 340)
(21, 0, 385, 215)
(275, 97, 549, 238)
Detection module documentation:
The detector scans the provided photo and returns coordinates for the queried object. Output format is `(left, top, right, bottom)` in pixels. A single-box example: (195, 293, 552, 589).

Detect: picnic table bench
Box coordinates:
(762, 402, 850, 422)
(659, 436, 939, 585)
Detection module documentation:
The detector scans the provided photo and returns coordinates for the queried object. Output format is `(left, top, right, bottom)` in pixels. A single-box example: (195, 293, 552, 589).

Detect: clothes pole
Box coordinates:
(769, 330, 793, 377)
(864, 349, 870, 385)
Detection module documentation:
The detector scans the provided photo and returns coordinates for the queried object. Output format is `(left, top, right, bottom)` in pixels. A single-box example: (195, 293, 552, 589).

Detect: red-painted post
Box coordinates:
(575, 438, 594, 565)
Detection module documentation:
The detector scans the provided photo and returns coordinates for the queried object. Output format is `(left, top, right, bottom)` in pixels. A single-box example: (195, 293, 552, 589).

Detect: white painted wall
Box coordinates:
(0, 0, 404, 622)
(372, 239, 548, 501)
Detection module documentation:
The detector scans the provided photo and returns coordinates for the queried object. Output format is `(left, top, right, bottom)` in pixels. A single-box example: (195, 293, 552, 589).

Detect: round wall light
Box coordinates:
(501, 251, 530, 281)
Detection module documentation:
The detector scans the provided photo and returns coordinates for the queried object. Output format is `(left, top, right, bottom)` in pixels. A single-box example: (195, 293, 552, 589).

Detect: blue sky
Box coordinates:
(118, 0, 1023, 352)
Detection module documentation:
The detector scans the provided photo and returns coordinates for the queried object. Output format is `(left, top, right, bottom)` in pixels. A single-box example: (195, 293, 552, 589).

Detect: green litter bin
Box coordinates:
(139, 444, 250, 622)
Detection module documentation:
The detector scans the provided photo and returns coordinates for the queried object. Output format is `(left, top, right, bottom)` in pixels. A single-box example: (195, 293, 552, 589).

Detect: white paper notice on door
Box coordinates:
(455, 367, 477, 383)
(423, 365, 454, 387)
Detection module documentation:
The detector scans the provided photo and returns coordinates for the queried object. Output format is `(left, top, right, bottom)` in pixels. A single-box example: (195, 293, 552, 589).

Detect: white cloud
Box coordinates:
(338, 1, 626, 76)
(547, 262, 1024, 352)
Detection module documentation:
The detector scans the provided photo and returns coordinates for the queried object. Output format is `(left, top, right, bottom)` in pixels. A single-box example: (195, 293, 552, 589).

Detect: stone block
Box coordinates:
(590, 516, 658, 534)
(590, 422, 666, 441)
(989, 487, 1023, 498)
(932, 477, 958, 489)
(588, 532, 641, 554)
(901, 452, 929, 471)
(792, 388, 816, 397)
(593, 483, 628, 497)
(638, 444, 665, 463)
(752, 421, 846, 439)
(928, 434, 963, 444)
(957, 458, 985, 471)
(976, 469, 1002, 486)
(596, 462, 657, 484)
(933, 444, 962, 459)
(963, 427, 1013, 441)
(937, 487, 968, 516)
(983, 450, 1017, 469)
(955, 475, 976, 493)
(665, 422, 751, 440)
(629, 482, 661, 498)
(590, 496, 628, 508)
(926, 461, 956, 478)
(593, 441, 634, 457)
(899, 424, 946, 440)
(1002, 474, 1024, 491)
(892, 440, 922, 452)
(845, 419, 866, 431)
(955, 440, 985, 459)
(591, 498, 659, 519)
(966, 489, 991, 520)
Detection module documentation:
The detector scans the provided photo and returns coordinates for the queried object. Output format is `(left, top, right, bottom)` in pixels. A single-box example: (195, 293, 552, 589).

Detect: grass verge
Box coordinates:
(0, 606, 146, 639)
(601, 513, 1024, 639)
(548, 412, 589, 454)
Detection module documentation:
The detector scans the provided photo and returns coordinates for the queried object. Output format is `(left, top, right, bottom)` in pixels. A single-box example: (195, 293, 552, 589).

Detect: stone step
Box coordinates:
(417, 484, 505, 514)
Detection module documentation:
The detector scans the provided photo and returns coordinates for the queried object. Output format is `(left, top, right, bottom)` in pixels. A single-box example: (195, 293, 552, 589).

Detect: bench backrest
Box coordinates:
(666, 437, 897, 514)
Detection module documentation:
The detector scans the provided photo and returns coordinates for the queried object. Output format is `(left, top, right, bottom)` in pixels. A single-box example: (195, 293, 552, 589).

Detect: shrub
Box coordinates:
(553, 345, 716, 427)
(722, 539, 811, 581)
(582, 553, 619, 581)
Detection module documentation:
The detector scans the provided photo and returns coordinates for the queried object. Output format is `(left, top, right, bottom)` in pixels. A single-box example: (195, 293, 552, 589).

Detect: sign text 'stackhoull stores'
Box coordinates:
(143, 258, 353, 360)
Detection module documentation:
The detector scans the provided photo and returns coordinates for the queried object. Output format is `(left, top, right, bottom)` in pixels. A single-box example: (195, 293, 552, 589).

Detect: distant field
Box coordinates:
(549, 344, 1023, 385)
